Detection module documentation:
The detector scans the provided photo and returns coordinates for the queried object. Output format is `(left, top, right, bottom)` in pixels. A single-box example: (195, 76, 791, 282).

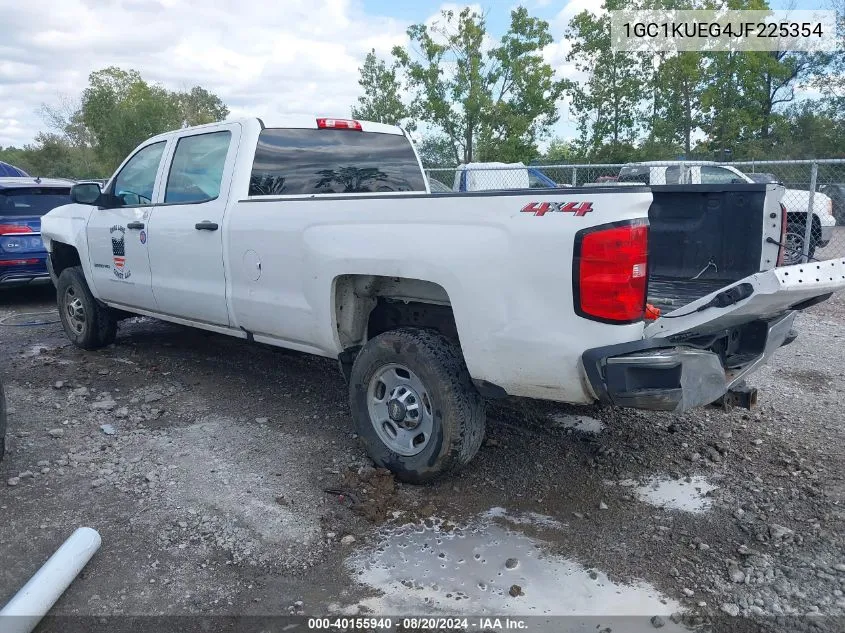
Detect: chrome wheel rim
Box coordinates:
(63, 286, 86, 335)
(367, 363, 434, 456)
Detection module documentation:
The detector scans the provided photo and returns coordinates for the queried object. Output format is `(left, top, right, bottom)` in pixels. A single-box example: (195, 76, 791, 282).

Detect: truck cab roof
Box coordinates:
(143, 117, 406, 146)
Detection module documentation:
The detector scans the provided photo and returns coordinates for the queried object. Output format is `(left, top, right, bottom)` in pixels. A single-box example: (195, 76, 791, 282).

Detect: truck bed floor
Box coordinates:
(647, 276, 726, 313)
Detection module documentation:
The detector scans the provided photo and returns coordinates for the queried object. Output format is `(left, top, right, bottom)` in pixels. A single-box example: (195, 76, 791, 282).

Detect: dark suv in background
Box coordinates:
(0, 177, 73, 287)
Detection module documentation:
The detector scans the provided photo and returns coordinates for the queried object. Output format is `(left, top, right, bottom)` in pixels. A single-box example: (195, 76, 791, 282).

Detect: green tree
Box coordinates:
(38, 98, 100, 177)
(766, 102, 845, 159)
(415, 135, 457, 167)
(540, 137, 588, 164)
(565, 0, 646, 157)
(81, 67, 229, 172)
(176, 86, 229, 127)
(0, 146, 33, 174)
(809, 1, 845, 113)
(390, 6, 566, 164)
(351, 50, 410, 127)
(650, 52, 705, 155)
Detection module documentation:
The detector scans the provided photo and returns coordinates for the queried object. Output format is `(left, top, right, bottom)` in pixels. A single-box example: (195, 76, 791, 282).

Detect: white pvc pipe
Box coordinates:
(0, 527, 101, 633)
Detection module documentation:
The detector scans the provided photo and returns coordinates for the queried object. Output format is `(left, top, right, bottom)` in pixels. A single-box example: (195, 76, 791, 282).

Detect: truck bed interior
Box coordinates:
(647, 184, 772, 313)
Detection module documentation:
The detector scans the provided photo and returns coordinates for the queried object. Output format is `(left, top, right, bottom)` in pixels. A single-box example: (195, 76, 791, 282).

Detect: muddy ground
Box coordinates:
(1, 285, 844, 633)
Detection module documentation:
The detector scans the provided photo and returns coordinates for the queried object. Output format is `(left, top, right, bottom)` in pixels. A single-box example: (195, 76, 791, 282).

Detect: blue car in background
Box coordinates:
(453, 162, 568, 192)
(0, 177, 74, 287)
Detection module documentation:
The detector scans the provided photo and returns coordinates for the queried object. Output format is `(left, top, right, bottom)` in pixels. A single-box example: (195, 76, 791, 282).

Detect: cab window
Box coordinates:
(701, 166, 744, 184)
(249, 128, 426, 196)
(165, 131, 231, 204)
(112, 141, 167, 206)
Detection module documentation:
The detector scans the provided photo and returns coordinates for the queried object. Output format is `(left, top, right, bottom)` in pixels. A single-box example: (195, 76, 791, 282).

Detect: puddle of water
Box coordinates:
(345, 511, 683, 630)
(620, 476, 717, 513)
(484, 507, 567, 531)
(552, 414, 605, 435)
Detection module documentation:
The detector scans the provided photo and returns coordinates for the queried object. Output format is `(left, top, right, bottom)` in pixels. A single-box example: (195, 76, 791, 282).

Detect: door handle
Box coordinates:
(195, 221, 219, 231)
(127, 221, 145, 230)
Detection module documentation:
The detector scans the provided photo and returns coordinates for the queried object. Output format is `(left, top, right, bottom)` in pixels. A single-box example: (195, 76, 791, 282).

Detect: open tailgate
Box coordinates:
(645, 258, 845, 340)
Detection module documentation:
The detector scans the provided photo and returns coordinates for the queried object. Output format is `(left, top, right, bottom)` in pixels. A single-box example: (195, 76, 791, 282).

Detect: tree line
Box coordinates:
(0, 67, 228, 179)
(352, 0, 845, 166)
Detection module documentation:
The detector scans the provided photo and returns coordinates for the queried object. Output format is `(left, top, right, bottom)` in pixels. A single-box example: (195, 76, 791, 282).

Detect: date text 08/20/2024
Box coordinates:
(307, 617, 528, 630)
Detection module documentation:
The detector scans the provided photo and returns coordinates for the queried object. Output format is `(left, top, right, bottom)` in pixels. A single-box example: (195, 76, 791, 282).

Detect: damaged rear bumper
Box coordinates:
(582, 312, 796, 413)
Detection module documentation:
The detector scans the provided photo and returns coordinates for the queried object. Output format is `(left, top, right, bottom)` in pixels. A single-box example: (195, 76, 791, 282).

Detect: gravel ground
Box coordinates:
(1, 284, 844, 633)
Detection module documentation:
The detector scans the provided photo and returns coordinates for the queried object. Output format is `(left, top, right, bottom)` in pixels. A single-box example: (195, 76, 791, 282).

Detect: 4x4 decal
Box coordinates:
(521, 201, 593, 217)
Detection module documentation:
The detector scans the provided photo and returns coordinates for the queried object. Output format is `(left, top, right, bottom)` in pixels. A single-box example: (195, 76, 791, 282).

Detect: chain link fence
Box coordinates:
(426, 160, 845, 265)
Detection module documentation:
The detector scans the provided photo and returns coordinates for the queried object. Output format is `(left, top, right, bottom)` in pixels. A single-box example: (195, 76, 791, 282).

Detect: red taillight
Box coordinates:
(316, 118, 362, 131)
(0, 224, 33, 236)
(575, 220, 649, 323)
(776, 203, 787, 267)
(0, 258, 39, 266)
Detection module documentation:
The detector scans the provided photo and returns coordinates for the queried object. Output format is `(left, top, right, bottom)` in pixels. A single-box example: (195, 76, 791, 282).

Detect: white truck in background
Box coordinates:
(618, 161, 836, 264)
(40, 117, 845, 482)
(451, 162, 567, 191)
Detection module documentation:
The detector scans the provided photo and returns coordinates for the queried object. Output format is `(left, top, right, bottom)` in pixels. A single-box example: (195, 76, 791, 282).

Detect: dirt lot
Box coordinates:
(1, 284, 844, 633)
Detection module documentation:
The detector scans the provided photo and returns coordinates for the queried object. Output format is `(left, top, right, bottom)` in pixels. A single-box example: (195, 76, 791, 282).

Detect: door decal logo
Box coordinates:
(139, 230, 147, 245)
(110, 225, 131, 280)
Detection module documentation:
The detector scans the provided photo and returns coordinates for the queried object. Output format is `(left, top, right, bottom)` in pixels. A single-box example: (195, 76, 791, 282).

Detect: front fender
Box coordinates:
(40, 203, 97, 297)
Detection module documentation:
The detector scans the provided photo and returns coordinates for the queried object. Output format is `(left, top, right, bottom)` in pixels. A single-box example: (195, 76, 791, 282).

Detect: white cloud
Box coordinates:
(0, 0, 597, 151)
(551, 0, 606, 32)
(0, 0, 408, 147)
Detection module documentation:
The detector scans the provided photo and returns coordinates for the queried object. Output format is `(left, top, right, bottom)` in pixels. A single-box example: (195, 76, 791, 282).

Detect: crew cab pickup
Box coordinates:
(41, 117, 845, 482)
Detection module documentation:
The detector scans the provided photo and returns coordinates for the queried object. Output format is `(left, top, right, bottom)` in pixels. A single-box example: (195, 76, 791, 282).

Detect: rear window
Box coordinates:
(618, 165, 682, 185)
(249, 128, 426, 196)
(0, 188, 71, 216)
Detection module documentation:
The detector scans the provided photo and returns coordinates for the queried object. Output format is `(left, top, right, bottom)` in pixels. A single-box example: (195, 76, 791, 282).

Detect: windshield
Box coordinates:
(0, 188, 71, 217)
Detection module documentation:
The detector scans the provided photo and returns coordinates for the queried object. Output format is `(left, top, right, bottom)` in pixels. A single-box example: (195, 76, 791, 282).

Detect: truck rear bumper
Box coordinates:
(582, 312, 796, 413)
(0, 273, 51, 286)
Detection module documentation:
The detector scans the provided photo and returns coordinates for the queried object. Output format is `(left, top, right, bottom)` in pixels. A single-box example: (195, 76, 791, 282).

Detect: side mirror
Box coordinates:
(70, 183, 103, 205)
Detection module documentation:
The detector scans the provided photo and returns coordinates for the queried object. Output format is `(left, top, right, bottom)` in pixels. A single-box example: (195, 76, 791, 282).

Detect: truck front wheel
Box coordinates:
(349, 328, 485, 484)
(56, 266, 117, 350)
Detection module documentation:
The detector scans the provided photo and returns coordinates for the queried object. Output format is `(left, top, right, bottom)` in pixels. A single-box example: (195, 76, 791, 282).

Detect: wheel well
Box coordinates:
(786, 212, 821, 233)
(334, 275, 458, 350)
(50, 242, 81, 277)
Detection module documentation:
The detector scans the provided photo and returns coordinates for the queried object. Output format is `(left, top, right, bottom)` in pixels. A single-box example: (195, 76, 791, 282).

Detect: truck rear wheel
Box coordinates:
(56, 266, 117, 350)
(349, 328, 485, 484)
(784, 215, 817, 265)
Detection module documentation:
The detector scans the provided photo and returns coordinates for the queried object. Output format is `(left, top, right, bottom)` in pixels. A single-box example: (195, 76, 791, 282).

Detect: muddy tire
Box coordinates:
(56, 266, 117, 350)
(349, 328, 485, 484)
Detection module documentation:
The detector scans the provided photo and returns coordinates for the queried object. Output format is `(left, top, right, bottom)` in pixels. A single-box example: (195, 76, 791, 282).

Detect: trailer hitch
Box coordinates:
(712, 382, 758, 411)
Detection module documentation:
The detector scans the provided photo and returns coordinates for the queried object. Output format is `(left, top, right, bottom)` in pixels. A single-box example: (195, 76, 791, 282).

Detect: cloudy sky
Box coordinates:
(0, 0, 814, 149)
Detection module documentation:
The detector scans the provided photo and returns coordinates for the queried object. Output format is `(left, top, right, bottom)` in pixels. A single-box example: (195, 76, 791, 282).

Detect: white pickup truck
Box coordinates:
(41, 117, 845, 482)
